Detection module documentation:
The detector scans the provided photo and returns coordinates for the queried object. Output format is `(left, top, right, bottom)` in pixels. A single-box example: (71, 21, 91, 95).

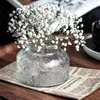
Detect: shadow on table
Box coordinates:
(0, 96, 8, 100)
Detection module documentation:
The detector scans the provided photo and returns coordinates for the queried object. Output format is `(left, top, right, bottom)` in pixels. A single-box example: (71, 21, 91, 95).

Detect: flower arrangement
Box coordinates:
(8, 2, 85, 52)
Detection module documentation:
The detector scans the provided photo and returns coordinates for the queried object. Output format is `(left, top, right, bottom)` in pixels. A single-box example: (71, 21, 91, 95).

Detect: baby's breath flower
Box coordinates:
(64, 48, 67, 51)
(17, 45, 21, 49)
(68, 41, 72, 46)
(8, 2, 85, 52)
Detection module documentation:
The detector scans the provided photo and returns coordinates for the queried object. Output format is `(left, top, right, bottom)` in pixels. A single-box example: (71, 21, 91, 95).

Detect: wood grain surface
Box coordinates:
(19, 0, 36, 5)
(0, 41, 100, 100)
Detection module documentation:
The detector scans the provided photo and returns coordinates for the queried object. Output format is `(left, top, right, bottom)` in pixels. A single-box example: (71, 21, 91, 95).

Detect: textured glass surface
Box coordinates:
(16, 45, 69, 87)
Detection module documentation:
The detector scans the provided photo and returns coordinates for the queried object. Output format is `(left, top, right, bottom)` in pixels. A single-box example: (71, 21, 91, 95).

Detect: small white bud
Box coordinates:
(32, 40, 35, 43)
(51, 40, 55, 44)
(55, 37, 59, 41)
(41, 43, 45, 46)
(17, 45, 21, 49)
(9, 13, 13, 17)
(25, 41, 29, 44)
(64, 48, 67, 51)
(18, 40, 24, 44)
(62, 42, 65, 46)
(74, 40, 79, 44)
(22, 45, 26, 49)
(66, 31, 69, 35)
(76, 45, 79, 51)
(22, 34, 27, 40)
(79, 33, 83, 36)
(45, 37, 48, 40)
(12, 10, 16, 14)
(81, 44, 85, 46)
(14, 42, 17, 44)
(42, 35, 45, 38)
(28, 32, 32, 37)
(68, 41, 72, 45)
(40, 39, 43, 43)
(54, 45, 58, 49)
(64, 43, 67, 47)
(37, 46, 42, 52)
(81, 36, 85, 40)
(22, 25, 26, 29)
(60, 38, 63, 41)
(81, 24, 84, 27)
(65, 36, 69, 40)
(56, 41, 59, 44)
(11, 18, 14, 22)
(8, 27, 11, 31)
(33, 33, 36, 37)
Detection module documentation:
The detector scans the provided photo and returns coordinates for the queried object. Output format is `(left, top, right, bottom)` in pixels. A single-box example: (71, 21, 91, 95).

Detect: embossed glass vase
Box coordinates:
(16, 44, 69, 87)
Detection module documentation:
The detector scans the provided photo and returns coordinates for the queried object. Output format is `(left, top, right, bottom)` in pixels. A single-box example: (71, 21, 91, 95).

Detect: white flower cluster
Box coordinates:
(8, 2, 85, 52)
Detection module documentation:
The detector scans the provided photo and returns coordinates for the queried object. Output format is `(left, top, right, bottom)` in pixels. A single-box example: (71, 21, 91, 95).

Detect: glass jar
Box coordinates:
(16, 44, 69, 87)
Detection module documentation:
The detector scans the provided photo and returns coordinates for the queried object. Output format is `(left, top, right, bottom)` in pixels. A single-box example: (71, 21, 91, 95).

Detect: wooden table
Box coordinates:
(0, 42, 100, 100)
(19, 0, 36, 5)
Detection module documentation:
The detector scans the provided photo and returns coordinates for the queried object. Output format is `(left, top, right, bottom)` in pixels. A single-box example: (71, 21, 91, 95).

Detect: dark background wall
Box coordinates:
(0, 1, 15, 45)
(82, 6, 100, 33)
